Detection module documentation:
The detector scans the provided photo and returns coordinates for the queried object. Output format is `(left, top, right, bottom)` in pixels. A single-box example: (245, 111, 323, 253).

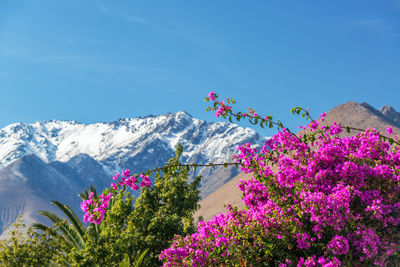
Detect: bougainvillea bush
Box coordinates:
(159, 93, 400, 266)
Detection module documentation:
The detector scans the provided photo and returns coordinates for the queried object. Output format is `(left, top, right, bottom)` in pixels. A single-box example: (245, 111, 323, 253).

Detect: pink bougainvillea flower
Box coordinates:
(208, 91, 216, 101)
(387, 126, 393, 135)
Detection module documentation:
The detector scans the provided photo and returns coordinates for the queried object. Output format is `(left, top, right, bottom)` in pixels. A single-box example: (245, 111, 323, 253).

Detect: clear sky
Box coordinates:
(0, 1, 399, 136)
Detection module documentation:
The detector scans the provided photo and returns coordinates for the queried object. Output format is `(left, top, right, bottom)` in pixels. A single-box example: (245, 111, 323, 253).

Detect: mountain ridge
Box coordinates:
(0, 111, 265, 235)
(0, 111, 263, 173)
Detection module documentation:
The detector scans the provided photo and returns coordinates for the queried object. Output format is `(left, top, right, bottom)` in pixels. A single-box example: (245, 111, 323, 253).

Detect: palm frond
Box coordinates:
(50, 201, 85, 238)
(134, 249, 149, 267)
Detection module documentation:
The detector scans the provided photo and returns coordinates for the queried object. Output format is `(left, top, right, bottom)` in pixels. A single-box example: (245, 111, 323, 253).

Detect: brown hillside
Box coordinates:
(194, 172, 250, 222)
(323, 101, 400, 135)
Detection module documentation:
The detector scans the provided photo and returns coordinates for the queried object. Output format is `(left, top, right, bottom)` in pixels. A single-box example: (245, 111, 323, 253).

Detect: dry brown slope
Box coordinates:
(194, 172, 250, 222)
(324, 101, 400, 135)
(196, 101, 400, 222)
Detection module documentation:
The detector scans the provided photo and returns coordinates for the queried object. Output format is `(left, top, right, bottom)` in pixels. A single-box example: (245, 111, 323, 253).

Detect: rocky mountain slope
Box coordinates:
(0, 111, 265, 235)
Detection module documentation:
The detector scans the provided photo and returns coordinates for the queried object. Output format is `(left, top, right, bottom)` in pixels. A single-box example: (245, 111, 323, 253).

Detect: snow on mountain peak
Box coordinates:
(0, 112, 265, 176)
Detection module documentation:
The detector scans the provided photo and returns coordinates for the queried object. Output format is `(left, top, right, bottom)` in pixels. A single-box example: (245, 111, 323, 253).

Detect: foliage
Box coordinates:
(30, 200, 86, 251)
(68, 187, 136, 266)
(118, 250, 149, 267)
(128, 143, 201, 265)
(160, 92, 400, 266)
(0, 142, 199, 266)
(8, 90, 398, 266)
(0, 217, 67, 266)
(71, 143, 201, 266)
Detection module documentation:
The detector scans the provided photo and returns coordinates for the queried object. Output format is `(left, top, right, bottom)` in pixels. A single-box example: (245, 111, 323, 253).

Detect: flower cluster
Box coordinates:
(81, 192, 112, 224)
(205, 92, 235, 118)
(81, 169, 151, 224)
(208, 91, 216, 101)
(214, 103, 232, 118)
(327, 235, 349, 255)
(160, 93, 400, 266)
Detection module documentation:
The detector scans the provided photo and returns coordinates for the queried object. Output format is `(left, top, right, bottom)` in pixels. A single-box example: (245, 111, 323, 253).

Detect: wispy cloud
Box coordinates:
(99, 6, 153, 26)
(351, 19, 398, 38)
(0, 46, 80, 62)
(99, 5, 227, 50)
(0, 30, 171, 79)
(0, 32, 80, 63)
(354, 19, 384, 27)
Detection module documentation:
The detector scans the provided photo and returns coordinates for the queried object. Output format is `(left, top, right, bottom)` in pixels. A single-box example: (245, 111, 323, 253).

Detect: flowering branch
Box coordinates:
(81, 161, 238, 224)
(160, 91, 400, 266)
(205, 91, 302, 143)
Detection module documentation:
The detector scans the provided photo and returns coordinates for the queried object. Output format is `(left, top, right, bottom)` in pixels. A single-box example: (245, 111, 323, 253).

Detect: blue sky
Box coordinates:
(0, 1, 399, 136)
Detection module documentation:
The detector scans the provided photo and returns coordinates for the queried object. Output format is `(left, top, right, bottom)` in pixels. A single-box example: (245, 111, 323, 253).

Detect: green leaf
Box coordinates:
(119, 254, 130, 267)
(134, 249, 149, 267)
(162, 167, 169, 174)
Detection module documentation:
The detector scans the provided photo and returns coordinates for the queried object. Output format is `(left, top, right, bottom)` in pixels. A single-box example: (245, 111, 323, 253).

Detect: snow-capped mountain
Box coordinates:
(0, 111, 262, 175)
(0, 111, 265, 235)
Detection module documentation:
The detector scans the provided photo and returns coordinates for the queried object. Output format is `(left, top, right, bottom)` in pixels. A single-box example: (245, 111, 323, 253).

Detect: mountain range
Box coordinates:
(2, 101, 399, 236)
(0, 111, 265, 236)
